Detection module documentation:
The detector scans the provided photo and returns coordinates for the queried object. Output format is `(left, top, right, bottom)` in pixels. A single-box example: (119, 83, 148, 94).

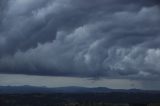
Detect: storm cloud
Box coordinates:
(0, 0, 160, 80)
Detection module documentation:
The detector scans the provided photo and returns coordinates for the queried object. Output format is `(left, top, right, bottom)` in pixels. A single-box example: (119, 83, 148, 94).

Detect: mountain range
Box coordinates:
(0, 86, 159, 94)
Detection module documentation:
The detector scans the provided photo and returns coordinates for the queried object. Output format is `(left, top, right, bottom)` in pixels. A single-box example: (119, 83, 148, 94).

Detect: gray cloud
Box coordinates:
(0, 0, 160, 80)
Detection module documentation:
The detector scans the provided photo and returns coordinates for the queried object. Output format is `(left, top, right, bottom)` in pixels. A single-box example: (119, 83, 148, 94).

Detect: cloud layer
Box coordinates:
(0, 0, 160, 80)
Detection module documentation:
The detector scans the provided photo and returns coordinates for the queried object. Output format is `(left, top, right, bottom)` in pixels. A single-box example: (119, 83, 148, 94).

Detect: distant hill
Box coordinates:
(0, 86, 159, 94)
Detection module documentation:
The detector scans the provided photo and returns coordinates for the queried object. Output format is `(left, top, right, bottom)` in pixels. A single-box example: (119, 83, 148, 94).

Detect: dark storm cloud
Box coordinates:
(0, 0, 160, 80)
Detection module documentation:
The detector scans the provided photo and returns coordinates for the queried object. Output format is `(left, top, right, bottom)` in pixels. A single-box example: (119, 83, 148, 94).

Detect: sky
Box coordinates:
(0, 0, 160, 90)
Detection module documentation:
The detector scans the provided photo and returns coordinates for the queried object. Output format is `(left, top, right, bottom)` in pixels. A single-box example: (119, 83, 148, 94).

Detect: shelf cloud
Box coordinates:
(0, 0, 160, 80)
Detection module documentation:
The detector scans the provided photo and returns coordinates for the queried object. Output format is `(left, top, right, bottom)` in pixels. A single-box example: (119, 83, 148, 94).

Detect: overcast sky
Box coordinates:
(0, 0, 160, 90)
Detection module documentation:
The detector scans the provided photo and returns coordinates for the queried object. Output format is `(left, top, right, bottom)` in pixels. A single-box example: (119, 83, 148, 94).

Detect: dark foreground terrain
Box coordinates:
(0, 93, 160, 106)
(0, 86, 160, 106)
